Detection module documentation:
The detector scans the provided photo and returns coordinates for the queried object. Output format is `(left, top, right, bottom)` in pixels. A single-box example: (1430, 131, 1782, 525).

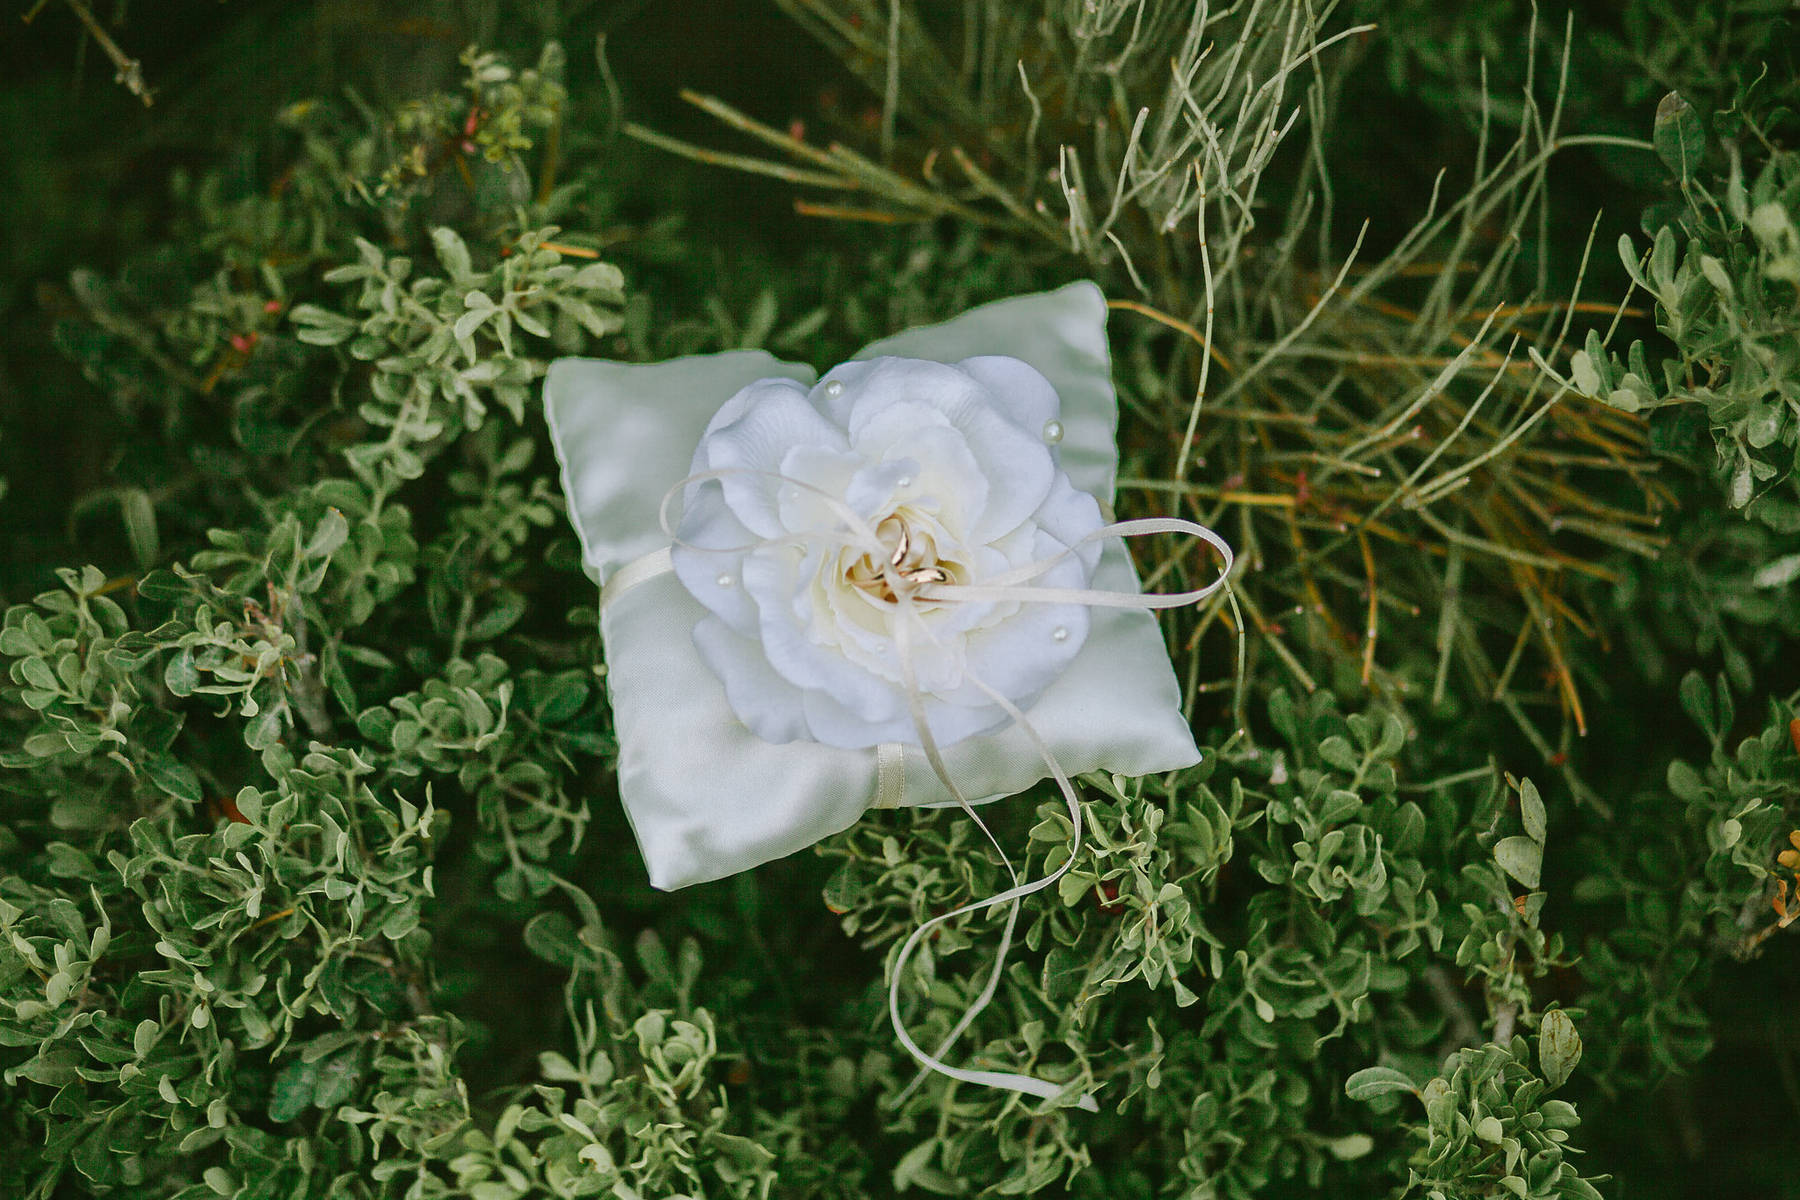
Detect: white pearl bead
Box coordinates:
(823, 380, 844, 398)
(896, 475, 912, 489)
(716, 573, 734, 588)
(1051, 625, 1070, 642)
(1042, 419, 1065, 444)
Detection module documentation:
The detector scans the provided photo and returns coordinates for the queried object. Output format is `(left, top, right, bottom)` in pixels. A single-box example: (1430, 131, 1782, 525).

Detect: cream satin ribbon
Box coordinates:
(597, 546, 673, 611)
(647, 466, 1232, 1111)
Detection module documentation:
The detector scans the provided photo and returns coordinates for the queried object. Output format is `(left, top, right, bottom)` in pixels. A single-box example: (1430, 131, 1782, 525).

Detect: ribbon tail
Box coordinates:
(886, 611, 1099, 1113)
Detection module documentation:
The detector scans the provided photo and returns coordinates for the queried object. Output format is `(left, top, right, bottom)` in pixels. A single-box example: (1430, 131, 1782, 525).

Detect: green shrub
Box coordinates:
(3, 2, 1799, 1197)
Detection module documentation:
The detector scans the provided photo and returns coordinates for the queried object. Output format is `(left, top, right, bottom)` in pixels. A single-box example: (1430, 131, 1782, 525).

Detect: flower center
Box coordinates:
(844, 514, 954, 604)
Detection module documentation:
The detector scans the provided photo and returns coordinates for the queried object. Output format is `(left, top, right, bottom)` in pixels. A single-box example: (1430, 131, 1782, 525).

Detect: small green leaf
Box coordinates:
(1678, 671, 1714, 737)
(453, 307, 491, 345)
(466, 588, 527, 641)
(1318, 735, 1357, 772)
(1344, 1066, 1416, 1101)
(1518, 779, 1546, 844)
(17, 657, 57, 692)
(431, 227, 474, 281)
(538, 1050, 584, 1083)
(164, 649, 199, 697)
(522, 911, 586, 969)
(1698, 254, 1733, 297)
(144, 755, 202, 806)
(305, 508, 350, 560)
(893, 1137, 963, 1194)
(1325, 1133, 1374, 1160)
(1730, 457, 1754, 508)
(1421, 1077, 1456, 1129)
(267, 1057, 318, 1122)
(288, 304, 358, 346)
(1653, 92, 1706, 178)
(1753, 554, 1800, 589)
(1746, 400, 1784, 449)
(1569, 350, 1600, 396)
(311, 1050, 361, 1108)
(1494, 836, 1542, 888)
(136, 569, 189, 603)
(1666, 759, 1706, 804)
(1539, 1009, 1582, 1088)
(120, 488, 160, 568)
(245, 708, 285, 751)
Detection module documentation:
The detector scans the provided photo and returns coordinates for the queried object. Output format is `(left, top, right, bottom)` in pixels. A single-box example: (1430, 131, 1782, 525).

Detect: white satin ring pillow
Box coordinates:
(544, 282, 1200, 889)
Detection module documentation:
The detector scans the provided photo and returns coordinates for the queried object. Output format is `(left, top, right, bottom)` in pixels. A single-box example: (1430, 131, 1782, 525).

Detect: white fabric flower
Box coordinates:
(670, 356, 1104, 750)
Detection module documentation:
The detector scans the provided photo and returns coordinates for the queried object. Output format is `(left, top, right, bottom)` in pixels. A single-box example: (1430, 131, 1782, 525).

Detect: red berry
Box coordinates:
(1096, 881, 1125, 915)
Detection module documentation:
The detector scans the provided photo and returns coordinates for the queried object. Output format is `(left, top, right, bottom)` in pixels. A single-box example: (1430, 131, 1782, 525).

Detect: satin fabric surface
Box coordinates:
(545, 282, 1201, 889)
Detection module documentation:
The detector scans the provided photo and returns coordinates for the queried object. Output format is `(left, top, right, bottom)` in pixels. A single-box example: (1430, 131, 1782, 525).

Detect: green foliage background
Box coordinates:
(1, 1, 1798, 1197)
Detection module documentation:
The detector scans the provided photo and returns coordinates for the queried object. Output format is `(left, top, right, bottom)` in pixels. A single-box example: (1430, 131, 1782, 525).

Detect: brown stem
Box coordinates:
(61, 0, 153, 106)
